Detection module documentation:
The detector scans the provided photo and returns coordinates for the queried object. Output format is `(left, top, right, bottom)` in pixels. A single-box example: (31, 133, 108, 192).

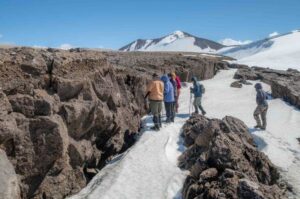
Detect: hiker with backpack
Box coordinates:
(161, 75, 175, 123)
(144, 73, 164, 131)
(172, 72, 181, 112)
(190, 76, 206, 115)
(253, 83, 268, 130)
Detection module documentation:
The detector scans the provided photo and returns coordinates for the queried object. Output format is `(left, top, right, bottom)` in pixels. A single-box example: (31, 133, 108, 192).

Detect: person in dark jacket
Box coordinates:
(254, 83, 268, 130)
(190, 76, 206, 115)
(161, 75, 175, 123)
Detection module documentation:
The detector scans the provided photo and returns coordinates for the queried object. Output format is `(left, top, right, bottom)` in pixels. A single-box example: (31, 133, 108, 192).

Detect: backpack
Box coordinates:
(200, 84, 205, 94)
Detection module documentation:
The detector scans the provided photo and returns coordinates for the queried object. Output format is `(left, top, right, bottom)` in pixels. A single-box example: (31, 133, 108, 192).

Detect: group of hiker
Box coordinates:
(145, 72, 269, 131)
(144, 72, 182, 131)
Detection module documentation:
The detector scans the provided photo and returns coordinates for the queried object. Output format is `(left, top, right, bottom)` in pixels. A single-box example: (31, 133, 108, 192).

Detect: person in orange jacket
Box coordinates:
(144, 73, 164, 131)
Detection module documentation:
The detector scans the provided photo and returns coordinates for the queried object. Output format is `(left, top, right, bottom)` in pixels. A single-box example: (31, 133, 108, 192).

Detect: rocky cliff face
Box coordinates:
(233, 66, 300, 108)
(0, 47, 228, 199)
(179, 114, 286, 199)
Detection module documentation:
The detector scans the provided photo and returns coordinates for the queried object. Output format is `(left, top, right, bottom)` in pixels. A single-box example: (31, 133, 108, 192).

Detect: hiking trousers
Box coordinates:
(193, 97, 206, 114)
(176, 89, 181, 112)
(254, 104, 268, 128)
(164, 102, 175, 122)
(149, 100, 162, 127)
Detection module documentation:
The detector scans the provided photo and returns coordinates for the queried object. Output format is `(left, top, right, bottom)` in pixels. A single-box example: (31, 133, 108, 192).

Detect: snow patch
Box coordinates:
(220, 38, 252, 46)
(269, 31, 279, 37)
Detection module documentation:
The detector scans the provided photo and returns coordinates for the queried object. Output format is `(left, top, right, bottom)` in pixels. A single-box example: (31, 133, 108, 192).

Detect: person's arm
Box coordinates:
(164, 83, 170, 94)
(144, 92, 150, 99)
(145, 82, 153, 99)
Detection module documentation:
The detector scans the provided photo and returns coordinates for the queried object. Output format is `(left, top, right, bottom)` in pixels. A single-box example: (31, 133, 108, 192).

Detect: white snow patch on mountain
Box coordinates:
(146, 37, 215, 53)
(70, 69, 300, 199)
(269, 32, 279, 37)
(222, 31, 300, 70)
(220, 38, 252, 46)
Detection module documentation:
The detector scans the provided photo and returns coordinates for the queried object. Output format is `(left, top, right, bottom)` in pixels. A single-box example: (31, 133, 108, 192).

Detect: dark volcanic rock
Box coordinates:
(179, 114, 286, 199)
(0, 47, 227, 199)
(234, 66, 300, 108)
(230, 81, 243, 88)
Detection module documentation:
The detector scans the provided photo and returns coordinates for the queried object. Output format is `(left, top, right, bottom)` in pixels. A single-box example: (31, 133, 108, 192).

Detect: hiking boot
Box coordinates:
(193, 111, 199, 114)
(261, 126, 266, 130)
(254, 125, 262, 129)
(150, 126, 159, 131)
(165, 118, 171, 123)
(202, 111, 206, 115)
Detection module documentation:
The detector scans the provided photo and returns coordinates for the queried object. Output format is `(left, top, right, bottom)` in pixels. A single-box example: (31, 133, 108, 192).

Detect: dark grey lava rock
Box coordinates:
(230, 81, 243, 88)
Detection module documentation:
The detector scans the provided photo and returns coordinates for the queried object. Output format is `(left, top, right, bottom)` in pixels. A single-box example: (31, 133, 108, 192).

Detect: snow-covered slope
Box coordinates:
(70, 69, 300, 199)
(120, 31, 225, 53)
(221, 30, 300, 70)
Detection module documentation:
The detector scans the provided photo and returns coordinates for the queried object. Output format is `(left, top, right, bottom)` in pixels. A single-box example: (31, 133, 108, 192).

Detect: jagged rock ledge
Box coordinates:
(232, 66, 300, 108)
(179, 114, 287, 199)
(0, 47, 230, 199)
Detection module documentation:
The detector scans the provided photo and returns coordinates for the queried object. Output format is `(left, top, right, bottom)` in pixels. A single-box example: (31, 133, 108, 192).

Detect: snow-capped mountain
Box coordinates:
(119, 31, 225, 53)
(221, 30, 300, 70)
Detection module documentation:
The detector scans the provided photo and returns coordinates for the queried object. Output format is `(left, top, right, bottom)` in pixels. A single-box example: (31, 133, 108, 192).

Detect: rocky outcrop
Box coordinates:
(0, 47, 228, 199)
(179, 114, 286, 199)
(233, 66, 300, 108)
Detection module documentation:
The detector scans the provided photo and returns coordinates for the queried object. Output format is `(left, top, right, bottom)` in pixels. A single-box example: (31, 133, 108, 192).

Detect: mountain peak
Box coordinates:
(172, 30, 185, 38)
(119, 31, 224, 52)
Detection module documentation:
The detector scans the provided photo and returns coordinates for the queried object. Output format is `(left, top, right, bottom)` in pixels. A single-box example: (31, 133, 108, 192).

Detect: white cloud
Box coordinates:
(59, 43, 73, 50)
(219, 38, 252, 46)
(269, 32, 279, 37)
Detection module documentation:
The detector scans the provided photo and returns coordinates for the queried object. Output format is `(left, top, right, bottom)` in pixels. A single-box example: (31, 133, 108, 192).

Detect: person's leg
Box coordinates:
(165, 102, 171, 122)
(171, 102, 175, 122)
(253, 105, 262, 128)
(150, 101, 160, 130)
(261, 105, 268, 129)
(197, 97, 206, 115)
(193, 97, 199, 113)
(158, 101, 162, 127)
(176, 89, 180, 112)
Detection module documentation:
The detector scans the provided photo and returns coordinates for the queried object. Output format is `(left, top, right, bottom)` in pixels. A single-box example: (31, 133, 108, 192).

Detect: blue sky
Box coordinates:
(0, 0, 299, 49)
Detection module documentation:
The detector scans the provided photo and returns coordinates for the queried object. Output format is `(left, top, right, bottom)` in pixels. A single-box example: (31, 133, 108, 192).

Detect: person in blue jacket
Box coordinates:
(190, 76, 206, 115)
(161, 75, 175, 123)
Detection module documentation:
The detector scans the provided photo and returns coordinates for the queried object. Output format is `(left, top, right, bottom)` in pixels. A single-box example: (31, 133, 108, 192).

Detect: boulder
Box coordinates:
(230, 81, 243, 88)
